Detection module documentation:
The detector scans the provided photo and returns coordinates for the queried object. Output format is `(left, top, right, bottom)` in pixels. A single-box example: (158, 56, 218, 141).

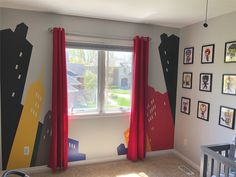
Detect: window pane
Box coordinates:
(66, 48, 98, 114)
(104, 51, 132, 112)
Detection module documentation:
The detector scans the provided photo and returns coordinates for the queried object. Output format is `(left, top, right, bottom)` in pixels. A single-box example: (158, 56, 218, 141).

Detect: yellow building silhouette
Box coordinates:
(7, 73, 45, 169)
(123, 128, 152, 152)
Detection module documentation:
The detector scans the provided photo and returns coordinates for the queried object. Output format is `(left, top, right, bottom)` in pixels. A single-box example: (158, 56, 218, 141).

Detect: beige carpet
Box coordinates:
(29, 154, 199, 177)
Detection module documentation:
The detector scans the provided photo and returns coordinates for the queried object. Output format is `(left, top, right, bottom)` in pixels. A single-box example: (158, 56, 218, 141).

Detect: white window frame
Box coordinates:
(66, 42, 133, 118)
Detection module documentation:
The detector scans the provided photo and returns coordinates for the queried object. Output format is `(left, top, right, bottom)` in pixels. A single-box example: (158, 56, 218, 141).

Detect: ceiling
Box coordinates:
(1, 0, 236, 28)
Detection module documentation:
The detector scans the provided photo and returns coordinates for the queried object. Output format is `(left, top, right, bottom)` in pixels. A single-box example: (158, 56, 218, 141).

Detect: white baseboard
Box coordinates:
(3, 155, 128, 174)
(70, 149, 174, 167)
(146, 149, 174, 157)
(68, 155, 127, 167)
(15, 155, 127, 174)
(173, 150, 200, 171)
(3, 149, 193, 175)
(20, 150, 174, 174)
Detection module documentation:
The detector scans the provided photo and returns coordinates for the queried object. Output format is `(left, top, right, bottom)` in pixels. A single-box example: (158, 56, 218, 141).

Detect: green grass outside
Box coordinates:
(81, 89, 131, 109)
(113, 97, 130, 107)
(109, 89, 130, 94)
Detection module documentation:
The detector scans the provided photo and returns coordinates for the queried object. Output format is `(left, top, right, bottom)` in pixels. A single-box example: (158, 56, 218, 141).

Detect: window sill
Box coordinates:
(68, 111, 131, 120)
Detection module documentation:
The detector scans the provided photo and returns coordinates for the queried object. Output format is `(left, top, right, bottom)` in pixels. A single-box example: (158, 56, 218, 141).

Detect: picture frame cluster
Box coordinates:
(181, 40, 236, 130)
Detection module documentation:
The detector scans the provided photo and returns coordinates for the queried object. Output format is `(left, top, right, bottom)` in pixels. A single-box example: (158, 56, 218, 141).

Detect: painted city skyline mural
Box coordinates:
(1, 23, 34, 170)
(0, 23, 87, 170)
(1, 22, 179, 170)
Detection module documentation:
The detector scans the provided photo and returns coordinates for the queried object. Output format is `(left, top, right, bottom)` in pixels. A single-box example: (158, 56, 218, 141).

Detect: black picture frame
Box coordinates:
(219, 106, 235, 129)
(180, 97, 191, 115)
(222, 74, 236, 96)
(201, 44, 215, 64)
(183, 47, 194, 64)
(224, 41, 236, 63)
(197, 101, 210, 121)
(182, 72, 193, 89)
(199, 73, 213, 92)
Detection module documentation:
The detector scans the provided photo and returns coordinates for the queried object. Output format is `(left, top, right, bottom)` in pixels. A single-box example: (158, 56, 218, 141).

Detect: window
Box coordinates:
(66, 46, 133, 115)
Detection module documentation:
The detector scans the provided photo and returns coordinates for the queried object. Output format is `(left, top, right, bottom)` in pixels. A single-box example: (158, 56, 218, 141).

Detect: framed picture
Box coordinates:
(201, 44, 215, 64)
(222, 74, 236, 95)
(219, 106, 235, 129)
(224, 41, 236, 63)
(183, 47, 194, 64)
(182, 72, 192, 89)
(199, 73, 213, 92)
(180, 97, 191, 115)
(197, 101, 210, 121)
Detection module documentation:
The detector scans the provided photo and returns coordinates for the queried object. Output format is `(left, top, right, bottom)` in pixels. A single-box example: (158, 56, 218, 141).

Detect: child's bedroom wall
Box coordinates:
(175, 11, 236, 167)
(0, 8, 179, 170)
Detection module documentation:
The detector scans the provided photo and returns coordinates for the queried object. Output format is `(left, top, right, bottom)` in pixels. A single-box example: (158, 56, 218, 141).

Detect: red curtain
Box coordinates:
(127, 36, 149, 161)
(48, 28, 68, 170)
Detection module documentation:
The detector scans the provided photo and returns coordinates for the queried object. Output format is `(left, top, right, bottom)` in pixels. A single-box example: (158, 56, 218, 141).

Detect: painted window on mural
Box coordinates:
(66, 47, 133, 115)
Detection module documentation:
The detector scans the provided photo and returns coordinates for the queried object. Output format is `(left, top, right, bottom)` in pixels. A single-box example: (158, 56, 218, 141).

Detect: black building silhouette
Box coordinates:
(159, 33, 179, 123)
(1, 23, 33, 170)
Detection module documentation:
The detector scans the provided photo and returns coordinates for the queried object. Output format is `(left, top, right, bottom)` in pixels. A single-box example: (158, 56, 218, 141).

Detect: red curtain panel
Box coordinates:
(127, 36, 150, 161)
(48, 28, 68, 170)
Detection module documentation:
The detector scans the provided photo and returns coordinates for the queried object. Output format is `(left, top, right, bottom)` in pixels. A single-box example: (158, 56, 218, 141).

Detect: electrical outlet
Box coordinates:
(183, 138, 188, 146)
(23, 146, 30, 155)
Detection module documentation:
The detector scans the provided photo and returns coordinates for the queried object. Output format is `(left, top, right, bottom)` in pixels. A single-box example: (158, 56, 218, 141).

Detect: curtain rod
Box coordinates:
(48, 27, 151, 41)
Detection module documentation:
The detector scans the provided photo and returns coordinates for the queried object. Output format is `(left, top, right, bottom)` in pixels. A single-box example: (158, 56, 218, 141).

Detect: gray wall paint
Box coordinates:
(175, 11, 236, 166)
(0, 7, 179, 166)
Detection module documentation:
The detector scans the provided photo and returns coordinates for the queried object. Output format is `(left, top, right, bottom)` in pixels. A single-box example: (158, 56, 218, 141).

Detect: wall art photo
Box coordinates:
(199, 73, 213, 92)
(201, 44, 214, 64)
(222, 74, 236, 96)
(182, 72, 192, 89)
(180, 97, 191, 115)
(197, 101, 210, 121)
(183, 47, 194, 64)
(219, 106, 235, 129)
(225, 41, 236, 63)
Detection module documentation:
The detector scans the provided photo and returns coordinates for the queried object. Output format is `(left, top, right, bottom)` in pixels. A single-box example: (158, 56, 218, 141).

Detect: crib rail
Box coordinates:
(201, 144, 236, 177)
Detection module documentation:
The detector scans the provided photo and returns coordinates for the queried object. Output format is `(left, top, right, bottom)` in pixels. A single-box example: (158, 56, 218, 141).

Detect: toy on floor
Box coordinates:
(2, 170, 29, 177)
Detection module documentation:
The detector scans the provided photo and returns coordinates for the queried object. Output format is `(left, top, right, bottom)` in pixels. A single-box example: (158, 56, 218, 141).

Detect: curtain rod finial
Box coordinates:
(48, 27, 53, 32)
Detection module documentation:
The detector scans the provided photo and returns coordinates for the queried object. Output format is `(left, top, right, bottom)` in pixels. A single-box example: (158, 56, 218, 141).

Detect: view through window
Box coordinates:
(66, 47, 133, 115)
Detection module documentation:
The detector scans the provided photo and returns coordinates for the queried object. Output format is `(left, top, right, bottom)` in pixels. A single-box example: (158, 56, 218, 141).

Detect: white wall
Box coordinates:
(0, 7, 179, 165)
(175, 11, 236, 166)
(69, 115, 130, 159)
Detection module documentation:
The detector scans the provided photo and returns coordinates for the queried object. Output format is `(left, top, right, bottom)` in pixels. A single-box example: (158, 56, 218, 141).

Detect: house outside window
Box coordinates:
(66, 45, 133, 116)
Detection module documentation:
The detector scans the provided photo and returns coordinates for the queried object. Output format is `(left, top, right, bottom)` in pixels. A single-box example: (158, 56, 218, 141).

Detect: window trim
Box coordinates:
(67, 42, 132, 52)
(69, 111, 131, 120)
(66, 43, 133, 117)
(98, 50, 105, 114)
